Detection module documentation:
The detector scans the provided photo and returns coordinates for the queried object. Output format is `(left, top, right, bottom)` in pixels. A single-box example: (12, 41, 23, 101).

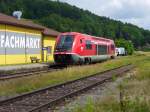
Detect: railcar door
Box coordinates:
(96, 44, 98, 55)
(78, 38, 85, 56)
(110, 44, 115, 54)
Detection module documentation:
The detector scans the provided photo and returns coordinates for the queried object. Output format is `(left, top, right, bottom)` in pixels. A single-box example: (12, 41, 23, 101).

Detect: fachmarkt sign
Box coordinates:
(0, 34, 40, 49)
(0, 31, 41, 54)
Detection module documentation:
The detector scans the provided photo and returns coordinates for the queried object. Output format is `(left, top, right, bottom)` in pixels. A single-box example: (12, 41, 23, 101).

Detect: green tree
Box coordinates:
(0, 0, 149, 49)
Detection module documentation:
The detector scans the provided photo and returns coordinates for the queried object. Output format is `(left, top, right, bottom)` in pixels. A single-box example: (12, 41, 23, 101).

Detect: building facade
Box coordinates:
(0, 13, 60, 65)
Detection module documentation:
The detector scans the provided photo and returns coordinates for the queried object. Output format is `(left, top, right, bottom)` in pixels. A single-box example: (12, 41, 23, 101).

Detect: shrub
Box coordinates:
(115, 38, 134, 55)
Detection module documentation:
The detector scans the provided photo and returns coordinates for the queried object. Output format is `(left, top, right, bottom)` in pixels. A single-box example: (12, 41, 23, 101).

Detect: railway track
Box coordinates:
(0, 64, 134, 112)
(0, 64, 65, 81)
(0, 63, 104, 81)
(0, 58, 119, 81)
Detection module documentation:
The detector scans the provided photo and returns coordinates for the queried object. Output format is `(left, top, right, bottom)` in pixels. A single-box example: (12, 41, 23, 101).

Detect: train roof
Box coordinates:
(61, 32, 113, 42)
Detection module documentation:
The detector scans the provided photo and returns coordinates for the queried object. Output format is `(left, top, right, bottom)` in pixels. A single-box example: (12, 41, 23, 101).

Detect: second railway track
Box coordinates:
(0, 64, 134, 112)
(0, 58, 120, 81)
(0, 65, 65, 81)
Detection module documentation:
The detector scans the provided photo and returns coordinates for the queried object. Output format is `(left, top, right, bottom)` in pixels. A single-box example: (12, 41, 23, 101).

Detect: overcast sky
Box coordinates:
(59, 0, 150, 30)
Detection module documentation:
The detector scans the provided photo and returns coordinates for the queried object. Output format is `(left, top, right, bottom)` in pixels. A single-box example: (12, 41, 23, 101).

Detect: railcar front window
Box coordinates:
(56, 35, 74, 51)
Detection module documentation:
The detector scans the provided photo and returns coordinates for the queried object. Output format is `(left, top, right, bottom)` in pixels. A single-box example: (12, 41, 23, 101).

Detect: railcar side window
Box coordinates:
(86, 40, 92, 49)
(97, 45, 107, 55)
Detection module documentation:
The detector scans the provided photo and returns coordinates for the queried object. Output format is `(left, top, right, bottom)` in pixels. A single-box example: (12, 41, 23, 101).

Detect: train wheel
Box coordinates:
(84, 58, 90, 65)
(89, 58, 92, 64)
(78, 58, 83, 65)
(111, 56, 115, 59)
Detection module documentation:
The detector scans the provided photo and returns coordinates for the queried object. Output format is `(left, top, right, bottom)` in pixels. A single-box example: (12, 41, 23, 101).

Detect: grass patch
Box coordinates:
(62, 52, 150, 112)
(0, 52, 149, 97)
(73, 96, 150, 112)
(112, 74, 117, 82)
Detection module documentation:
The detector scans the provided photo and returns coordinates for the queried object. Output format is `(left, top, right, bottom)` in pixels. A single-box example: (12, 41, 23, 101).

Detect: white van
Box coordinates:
(115, 47, 126, 56)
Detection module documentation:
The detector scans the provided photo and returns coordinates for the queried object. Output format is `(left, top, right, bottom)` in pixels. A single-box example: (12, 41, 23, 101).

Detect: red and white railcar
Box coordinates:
(54, 32, 115, 64)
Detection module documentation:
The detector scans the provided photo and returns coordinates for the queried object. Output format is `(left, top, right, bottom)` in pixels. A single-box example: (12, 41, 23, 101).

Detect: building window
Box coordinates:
(47, 46, 52, 54)
(86, 40, 92, 49)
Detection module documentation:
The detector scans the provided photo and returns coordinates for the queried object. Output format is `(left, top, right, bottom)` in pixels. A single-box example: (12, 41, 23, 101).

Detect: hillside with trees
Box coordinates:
(0, 0, 150, 50)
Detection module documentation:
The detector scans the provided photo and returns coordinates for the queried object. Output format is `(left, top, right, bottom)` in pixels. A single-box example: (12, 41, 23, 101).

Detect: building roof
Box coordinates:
(0, 13, 44, 30)
(0, 13, 60, 37)
(43, 28, 60, 37)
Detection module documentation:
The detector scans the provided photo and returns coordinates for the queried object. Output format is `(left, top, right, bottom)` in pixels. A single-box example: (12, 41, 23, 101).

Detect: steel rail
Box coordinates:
(0, 64, 65, 81)
(0, 69, 58, 81)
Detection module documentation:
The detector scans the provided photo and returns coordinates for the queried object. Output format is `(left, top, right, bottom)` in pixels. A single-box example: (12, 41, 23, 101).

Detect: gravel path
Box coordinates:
(0, 63, 48, 71)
